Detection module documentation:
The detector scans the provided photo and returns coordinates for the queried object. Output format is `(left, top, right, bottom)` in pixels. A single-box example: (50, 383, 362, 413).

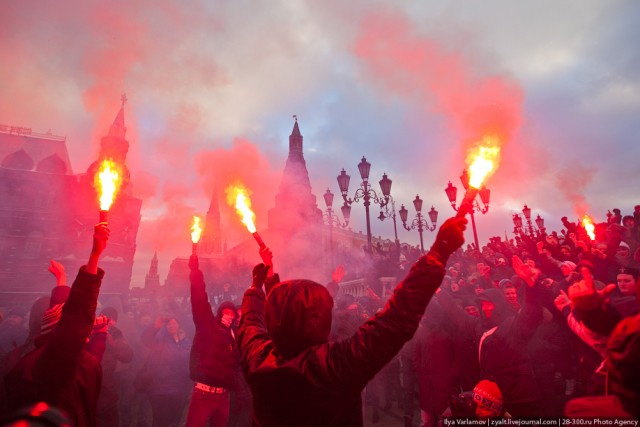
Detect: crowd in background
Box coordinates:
(0, 205, 638, 425)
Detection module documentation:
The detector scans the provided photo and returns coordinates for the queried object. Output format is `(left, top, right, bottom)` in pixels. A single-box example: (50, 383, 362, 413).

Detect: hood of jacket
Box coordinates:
(265, 279, 333, 360)
(477, 288, 514, 328)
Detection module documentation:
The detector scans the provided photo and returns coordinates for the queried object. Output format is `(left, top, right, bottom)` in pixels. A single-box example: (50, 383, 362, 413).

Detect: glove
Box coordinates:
(93, 314, 110, 334)
(252, 263, 270, 290)
(430, 217, 467, 262)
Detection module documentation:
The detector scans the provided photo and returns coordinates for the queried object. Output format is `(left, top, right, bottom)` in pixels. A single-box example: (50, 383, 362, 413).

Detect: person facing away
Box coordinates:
(237, 216, 467, 427)
(4, 223, 110, 427)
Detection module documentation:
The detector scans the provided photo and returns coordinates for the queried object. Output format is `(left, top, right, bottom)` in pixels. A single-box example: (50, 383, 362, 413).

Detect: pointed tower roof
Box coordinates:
(208, 183, 220, 215)
(291, 115, 301, 137)
(268, 116, 322, 233)
(145, 250, 161, 289)
(201, 185, 222, 255)
(108, 94, 127, 140)
(289, 114, 303, 156)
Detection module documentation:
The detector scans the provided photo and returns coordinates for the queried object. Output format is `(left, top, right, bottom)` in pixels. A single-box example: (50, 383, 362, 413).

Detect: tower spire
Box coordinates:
(289, 115, 302, 155)
(144, 251, 161, 289)
(108, 93, 127, 140)
(268, 116, 322, 233)
(201, 184, 222, 254)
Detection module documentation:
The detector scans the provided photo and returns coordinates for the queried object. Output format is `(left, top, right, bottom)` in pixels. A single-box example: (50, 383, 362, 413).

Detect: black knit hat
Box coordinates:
(617, 267, 639, 280)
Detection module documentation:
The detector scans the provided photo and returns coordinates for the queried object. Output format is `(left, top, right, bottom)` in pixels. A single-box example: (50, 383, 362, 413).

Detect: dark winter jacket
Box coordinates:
(238, 252, 446, 427)
(477, 286, 544, 416)
(413, 300, 457, 415)
(143, 325, 191, 397)
(91, 325, 133, 413)
(189, 269, 241, 390)
(4, 267, 104, 427)
(606, 313, 640, 417)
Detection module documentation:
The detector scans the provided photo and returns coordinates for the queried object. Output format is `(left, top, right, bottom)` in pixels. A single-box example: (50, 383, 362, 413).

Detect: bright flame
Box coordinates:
(225, 184, 257, 233)
(466, 136, 501, 189)
(95, 159, 122, 211)
(191, 216, 202, 243)
(582, 215, 595, 241)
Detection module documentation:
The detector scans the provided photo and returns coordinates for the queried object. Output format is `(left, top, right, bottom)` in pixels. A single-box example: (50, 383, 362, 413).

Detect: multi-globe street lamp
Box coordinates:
(322, 189, 349, 268)
(337, 156, 391, 254)
(513, 204, 545, 238)
(398, 195, 438, 252)
(444, 169, 490, 249)
(377, 173, 400, 246)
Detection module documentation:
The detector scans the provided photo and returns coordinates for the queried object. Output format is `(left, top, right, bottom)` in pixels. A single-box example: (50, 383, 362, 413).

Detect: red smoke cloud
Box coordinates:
(133, 138, 279, 272)
(352, 12, 524, 170)
(195, 138, 280, 239)
(554, 163, 596, 217)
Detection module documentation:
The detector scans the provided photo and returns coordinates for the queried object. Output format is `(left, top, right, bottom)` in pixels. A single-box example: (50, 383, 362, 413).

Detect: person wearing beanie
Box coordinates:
(5, 223, 110, 427)
(237, 217, 466, 427)
(473, 380, 505, 418)
(560, 261, 577, 274)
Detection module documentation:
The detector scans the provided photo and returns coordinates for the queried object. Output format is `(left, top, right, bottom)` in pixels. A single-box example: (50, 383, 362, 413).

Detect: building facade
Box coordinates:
(0, 99, 141, 296)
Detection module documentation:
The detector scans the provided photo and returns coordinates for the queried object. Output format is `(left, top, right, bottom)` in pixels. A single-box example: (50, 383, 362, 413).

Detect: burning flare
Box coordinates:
(191, 216, 203, 244)
(466, 136, 501, 189)
(95, 159, 122, 211)
(226, 184, 257, 233)
(582, 215, 596, 241)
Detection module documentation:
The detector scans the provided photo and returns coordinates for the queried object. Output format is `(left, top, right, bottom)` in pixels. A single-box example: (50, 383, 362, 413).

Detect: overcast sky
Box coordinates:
(2, 0, 638, 286)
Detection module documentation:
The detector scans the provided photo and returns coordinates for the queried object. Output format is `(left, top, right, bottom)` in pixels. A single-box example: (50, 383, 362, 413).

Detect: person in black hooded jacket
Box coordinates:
(185, 254, 243, 427)
(476, 256, 545, 417)
(238, 216, 467, 427)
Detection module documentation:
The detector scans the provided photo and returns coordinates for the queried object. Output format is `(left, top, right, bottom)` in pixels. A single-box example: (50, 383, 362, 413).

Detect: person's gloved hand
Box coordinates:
(93, 314, 110, 334)
(430, 217, 467, 261)
(252, 263, 270, 290)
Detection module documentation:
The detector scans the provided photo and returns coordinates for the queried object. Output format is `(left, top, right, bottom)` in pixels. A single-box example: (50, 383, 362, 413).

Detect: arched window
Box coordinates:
(37, 154, 67, 174)
(2, 149, 35, 170)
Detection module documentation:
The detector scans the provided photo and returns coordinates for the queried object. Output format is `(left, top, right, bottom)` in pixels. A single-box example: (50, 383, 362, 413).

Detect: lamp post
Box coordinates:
(399, 195, 438, 253)
(337, 157, 390, 254)
(444, 169, 490, 249)
(378, 196, 401, 261)
(323, 189, 349, 268)
(513, 204, 545, 238)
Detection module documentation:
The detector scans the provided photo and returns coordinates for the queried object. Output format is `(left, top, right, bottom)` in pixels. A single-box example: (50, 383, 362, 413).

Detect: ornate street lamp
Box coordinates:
(444, 170, 490, 249)
(323, 189, 348, 268)
(512, 205, 545, 238)
(377, 173, 400, 256)
(399, 195, 438, 252)
(337, 157, 389, 254)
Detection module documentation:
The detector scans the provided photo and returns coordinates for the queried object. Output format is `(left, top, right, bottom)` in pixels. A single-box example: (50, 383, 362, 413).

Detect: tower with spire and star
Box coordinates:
(267, 116, 322, 234)
(144, 252, 161, 289)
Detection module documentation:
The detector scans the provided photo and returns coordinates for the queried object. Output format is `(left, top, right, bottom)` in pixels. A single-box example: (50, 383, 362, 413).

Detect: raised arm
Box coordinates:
(37, 223, 109, 382)
(189, 254, 216, 328)
(238, 261, 274, 374)
(328, 217, 466, 388)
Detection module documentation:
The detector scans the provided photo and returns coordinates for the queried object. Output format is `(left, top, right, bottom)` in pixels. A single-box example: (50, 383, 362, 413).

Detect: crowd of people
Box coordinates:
(0, 205, 638, 426)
